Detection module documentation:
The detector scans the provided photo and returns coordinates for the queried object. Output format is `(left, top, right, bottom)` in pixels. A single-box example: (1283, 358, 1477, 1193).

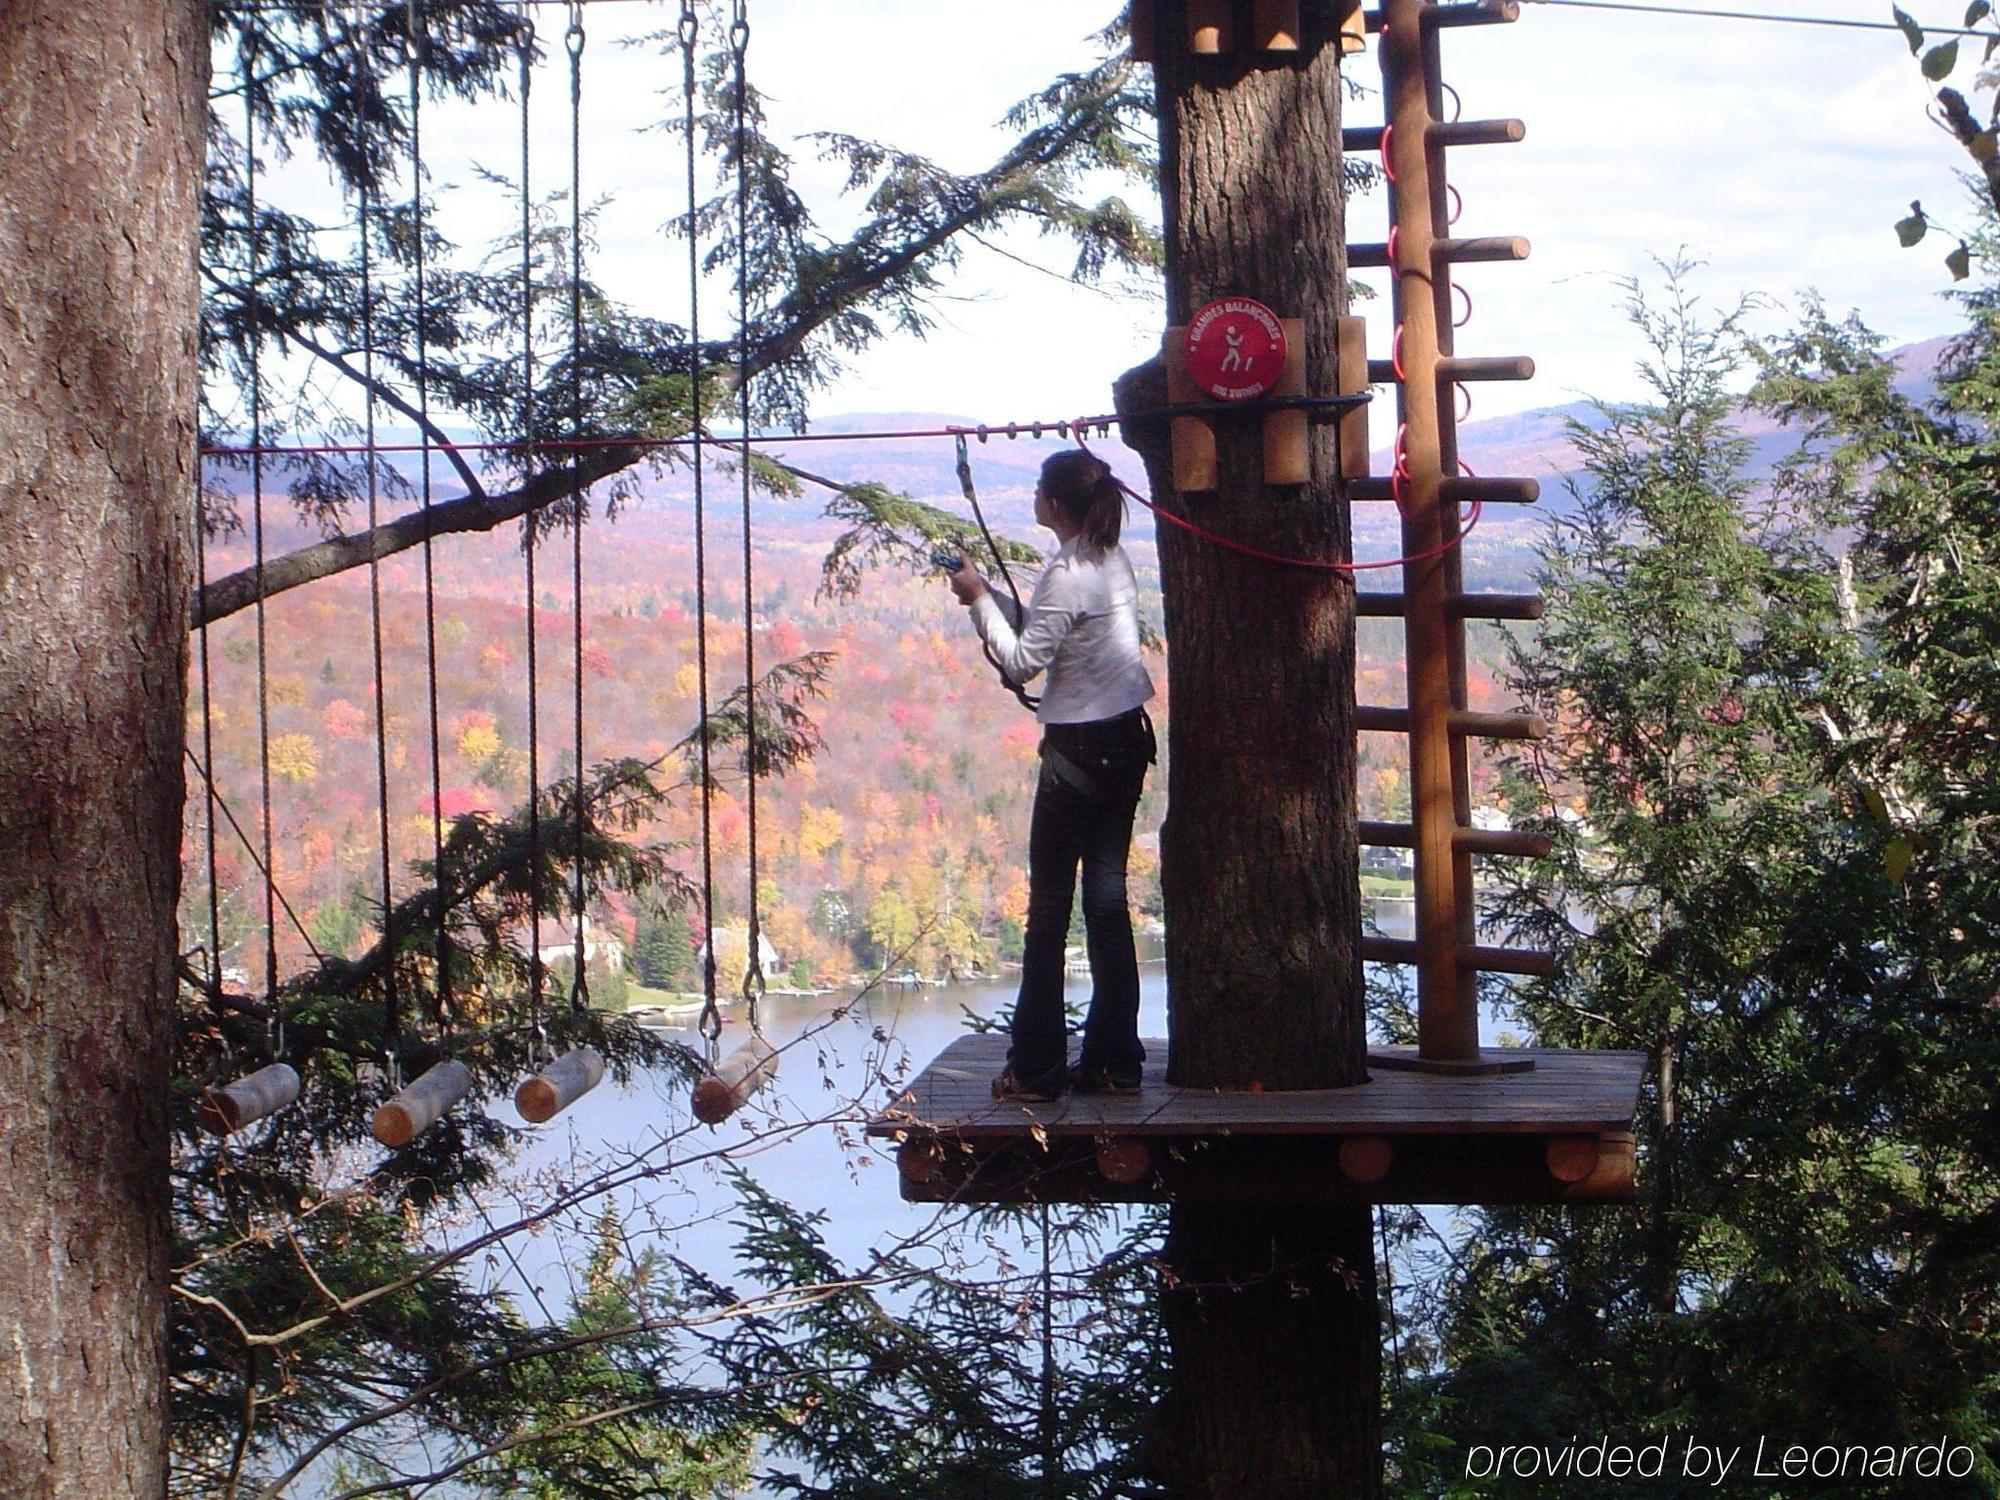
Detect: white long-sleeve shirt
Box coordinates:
(968, 536, 1155, 725)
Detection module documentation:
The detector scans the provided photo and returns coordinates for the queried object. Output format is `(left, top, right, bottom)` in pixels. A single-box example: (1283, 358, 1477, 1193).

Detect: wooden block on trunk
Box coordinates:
(1262, 316, 1309, 486)
(1337, 314, 1369, 481)
(1129, 0, 1158, 61)
(1252, 0, 1302, 50)
(1164, 326, 1218, 493)
(1338, 0, 1368, 55)
(1188, 0, 1232, 53)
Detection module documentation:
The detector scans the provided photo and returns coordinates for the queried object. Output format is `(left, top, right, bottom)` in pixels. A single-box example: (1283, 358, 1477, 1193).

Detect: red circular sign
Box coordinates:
(1183, 296, 1288, 402)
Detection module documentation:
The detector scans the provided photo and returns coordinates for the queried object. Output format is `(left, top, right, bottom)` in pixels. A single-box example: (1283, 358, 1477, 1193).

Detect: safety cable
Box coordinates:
(408, 0, 452, 1027)
(682, 0, 722, 1055)
(355, 5, 400, 1075)
(733, 0, 766, 1033)
(567, 0, 591, 1015)
(952, 433, 1040, 713)
(243, 32, 283, 1059)
(519, 5, 548, 1065)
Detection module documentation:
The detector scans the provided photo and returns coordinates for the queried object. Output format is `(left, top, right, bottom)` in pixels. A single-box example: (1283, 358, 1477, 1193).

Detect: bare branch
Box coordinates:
(192, 441, 643, 627)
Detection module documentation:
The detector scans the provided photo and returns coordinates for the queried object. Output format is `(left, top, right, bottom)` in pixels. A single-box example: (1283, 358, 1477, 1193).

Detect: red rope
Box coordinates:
(1072, 431, 1479, 575)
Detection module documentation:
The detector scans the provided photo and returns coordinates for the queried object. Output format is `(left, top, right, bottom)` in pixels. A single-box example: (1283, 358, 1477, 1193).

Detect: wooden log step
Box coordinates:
(1357, 820, 1553, 858)
(197, 1062, 301, 1136)
(692, 1035, 780, 1124)
(1360, 936, 1556, 976)
(1347, 235, 1530, 269)
(515, 1046, 605, 1124)
(372, 1059, 474, 1149)
(1353, 591, 1544, 620)
(1346, 476, 1541, 506)
(1343, 119, 1525, 152)
(1354, 706, 1547, 740)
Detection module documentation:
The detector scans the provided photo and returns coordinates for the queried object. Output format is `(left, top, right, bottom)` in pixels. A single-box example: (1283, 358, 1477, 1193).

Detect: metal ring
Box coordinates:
(1453, 281, 1472, 329)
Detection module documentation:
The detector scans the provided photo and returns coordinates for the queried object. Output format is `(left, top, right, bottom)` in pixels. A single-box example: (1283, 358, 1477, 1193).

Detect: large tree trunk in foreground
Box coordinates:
(0, 4, 208, 1493)
(1119, 5, 1378, 1494)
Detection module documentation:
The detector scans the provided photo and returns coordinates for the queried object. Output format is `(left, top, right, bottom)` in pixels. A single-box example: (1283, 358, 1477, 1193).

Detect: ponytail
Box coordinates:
(1039, 449, 1125, 553)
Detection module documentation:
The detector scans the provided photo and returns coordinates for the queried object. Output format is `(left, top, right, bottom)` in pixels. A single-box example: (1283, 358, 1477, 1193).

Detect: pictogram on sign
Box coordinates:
(1183, 296, 1289, 402)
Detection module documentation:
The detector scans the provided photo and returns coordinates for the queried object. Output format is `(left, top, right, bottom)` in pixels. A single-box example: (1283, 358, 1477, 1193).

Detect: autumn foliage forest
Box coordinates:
(186, 419, 1530, 1000)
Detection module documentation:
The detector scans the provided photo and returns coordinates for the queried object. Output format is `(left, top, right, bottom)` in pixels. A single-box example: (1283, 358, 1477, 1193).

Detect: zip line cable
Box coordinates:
(1517, 0, 1988, 36)
(568, 1, 591, 1014)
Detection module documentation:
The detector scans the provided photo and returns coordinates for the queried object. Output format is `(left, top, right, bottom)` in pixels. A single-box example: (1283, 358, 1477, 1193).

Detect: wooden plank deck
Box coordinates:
(866, 1033, 1645, 1142)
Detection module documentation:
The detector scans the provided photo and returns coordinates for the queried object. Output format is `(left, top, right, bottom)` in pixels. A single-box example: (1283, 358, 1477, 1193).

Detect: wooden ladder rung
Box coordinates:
(1347, 235, 1530, 270)
(1362, 0, 1520, 28)
(1354, 591, 1544, 620)
(1343, 119, 1526, 153)
(1359, 820, 1553, 858)
(1370, 355, 1535, 384)
(1355, 706, 1547, 739)
(1360, 936, 1555, 975)
(1347, 476, 1541, 505)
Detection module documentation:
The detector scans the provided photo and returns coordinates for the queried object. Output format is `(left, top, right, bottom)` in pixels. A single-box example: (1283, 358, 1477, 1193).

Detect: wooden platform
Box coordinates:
(867, 1034, 1646, 1206)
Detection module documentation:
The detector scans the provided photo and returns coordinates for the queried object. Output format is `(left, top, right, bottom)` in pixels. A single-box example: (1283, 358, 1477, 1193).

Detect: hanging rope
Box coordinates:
(681, 0, 721, 1054)
(408, 0, 452, 1028)
(242, 31, 283, 1061)
(519, 4, 548, 1064)
(951, 433, 1039, 713)
(567, 0, 590, 1014)
(355, 5, 400, 1075)
(732, 0, 766, 1031)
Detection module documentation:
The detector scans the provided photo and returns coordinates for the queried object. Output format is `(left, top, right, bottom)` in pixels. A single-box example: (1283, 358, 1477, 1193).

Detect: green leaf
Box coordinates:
(1884, 833, 1915, 886)
(1948, 242, 1972, 280)
(1895, 4, 1926, 53)
(1967, 0, 1989, 26)
(1923, 38, 1961, 78)
(1896, 210, 1929, 247)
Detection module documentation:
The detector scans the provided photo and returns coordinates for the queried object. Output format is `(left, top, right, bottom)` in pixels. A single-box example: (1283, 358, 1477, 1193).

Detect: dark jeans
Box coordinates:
(1008, 707, 1155, 1088)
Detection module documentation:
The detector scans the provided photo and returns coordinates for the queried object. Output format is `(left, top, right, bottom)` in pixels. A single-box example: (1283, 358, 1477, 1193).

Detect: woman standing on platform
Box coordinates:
(947, 449, 1156, 1100)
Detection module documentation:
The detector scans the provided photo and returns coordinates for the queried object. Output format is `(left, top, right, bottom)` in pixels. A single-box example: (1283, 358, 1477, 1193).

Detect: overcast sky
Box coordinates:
(274, 0, 1985, 429)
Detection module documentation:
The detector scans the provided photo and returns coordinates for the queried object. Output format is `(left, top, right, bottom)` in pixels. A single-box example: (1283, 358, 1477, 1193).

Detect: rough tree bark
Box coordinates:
(0, 4, 208, 1494)
(1114, 4, 1380, 1493)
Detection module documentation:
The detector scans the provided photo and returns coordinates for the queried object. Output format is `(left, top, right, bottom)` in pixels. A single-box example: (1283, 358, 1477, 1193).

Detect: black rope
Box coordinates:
(682, 0, 721, 1051)
(408, 0, 451, 1028)
(952, 434, 1039, 714)
(183, 749, 327, 971)
(519, 5, 547, 1060)
(356, 12, 400, 1068)
(196, 453, 224, 1005)
(243, 33, 283, 1056)
(732, 0, 764, 1029)
(1379, 1207, 1406, 1399)
(1039, 1204, 1059, 1498)
(567, 0, 590, 1014)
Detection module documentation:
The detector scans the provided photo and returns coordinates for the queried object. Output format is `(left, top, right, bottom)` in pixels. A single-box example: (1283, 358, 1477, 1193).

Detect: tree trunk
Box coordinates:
(0, 5, 208, 1494)
(1117, 6, 1379, 1493)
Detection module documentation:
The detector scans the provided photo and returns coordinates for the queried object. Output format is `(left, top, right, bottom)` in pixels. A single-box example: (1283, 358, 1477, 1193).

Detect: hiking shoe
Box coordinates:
(1068, 1060, 1142, 1095)
(991, 1064, 1064, 1103)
